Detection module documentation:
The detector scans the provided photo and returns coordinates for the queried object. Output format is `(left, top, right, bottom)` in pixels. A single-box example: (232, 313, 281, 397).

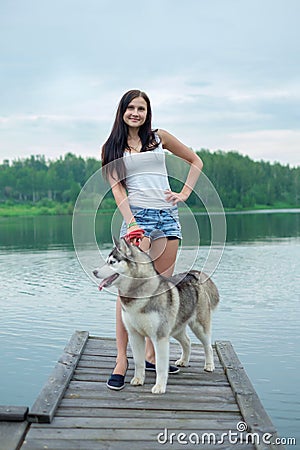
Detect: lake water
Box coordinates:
(0, 210, 299, 444)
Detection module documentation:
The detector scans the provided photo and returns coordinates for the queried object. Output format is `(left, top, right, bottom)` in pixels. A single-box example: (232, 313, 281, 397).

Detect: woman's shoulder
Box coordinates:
(156, 129, 179, 149)
(155, 128, 167, 138)
(155, 129, 169, 147)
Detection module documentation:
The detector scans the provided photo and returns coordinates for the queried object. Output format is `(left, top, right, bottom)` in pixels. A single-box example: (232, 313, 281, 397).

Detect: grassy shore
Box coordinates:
(0, 202, 73, 217)
(0, 201, 299, 217)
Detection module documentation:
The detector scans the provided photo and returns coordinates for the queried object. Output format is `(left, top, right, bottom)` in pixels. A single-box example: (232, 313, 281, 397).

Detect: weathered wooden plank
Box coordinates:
(83, 338, 216, 356)
(29, 415, 244, 430)
(0, 406, 28, 422)
(223, 367, 257, 396)
(65, 379, 235, 403)
(237, 390, 276, 434)
(83, 348, 212, 360)
(72, 370, 229, 386)
(59, 397, 240, 412)
(64, 386, 235, 403)
(27, 331, 89, 424)
(64, 392, 235, 405)
(75, 360, 222, 371)
(78, 354, 223, 371)
(23, 426, 249, 441)
(75, 362, 225, 372)
(236, 393, 285, 450)
(67, 380, 232, 395)
(82, 346, 215, 360)
(70, 370, 230, 391)
(215, 341, 244, 369)
(86, 336, 210, 351)
(0, 421, 29, 450)
(74, 367, 225, 380)
(63, 331, 90, 355)
(55, 406, 242, 420)
(77, 358, 223, 370)
(21, 438, 255, 450)
(71, 378, 229, 390)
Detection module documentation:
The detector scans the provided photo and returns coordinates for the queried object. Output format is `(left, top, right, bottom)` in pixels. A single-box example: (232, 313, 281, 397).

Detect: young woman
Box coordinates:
(101, 89, 203, 390)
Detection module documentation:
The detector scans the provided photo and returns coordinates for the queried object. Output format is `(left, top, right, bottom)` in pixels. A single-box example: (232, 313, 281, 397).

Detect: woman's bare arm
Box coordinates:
(157, 129, 203, 205)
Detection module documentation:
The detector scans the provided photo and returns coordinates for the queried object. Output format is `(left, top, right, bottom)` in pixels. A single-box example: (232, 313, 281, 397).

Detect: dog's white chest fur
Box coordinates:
(122, 306, 161, 339)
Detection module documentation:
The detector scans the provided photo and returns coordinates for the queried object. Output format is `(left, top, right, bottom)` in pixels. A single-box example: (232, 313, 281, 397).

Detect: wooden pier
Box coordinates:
(0, 331, 285, 449)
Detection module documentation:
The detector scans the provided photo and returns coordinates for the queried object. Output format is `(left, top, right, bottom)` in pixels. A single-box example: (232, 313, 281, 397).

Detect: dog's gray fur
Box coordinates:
(93, 239, 219, 394)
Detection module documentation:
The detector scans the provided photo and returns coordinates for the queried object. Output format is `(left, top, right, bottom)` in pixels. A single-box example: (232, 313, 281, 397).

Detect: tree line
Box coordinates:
(0, 150, 299, 209)
(196, 150, 299, 208)
(0, 153, 100, 204)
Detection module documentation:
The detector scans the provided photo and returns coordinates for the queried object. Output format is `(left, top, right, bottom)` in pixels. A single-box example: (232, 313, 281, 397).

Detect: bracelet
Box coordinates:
(127, 221, 138, 229)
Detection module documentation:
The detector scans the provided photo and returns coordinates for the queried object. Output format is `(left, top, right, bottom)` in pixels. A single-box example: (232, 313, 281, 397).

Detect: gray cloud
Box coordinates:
(0, 0, 299, 165)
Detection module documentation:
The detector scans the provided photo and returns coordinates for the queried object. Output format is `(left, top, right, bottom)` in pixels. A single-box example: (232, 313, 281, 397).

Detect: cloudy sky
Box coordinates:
(1, 0, 299, 166)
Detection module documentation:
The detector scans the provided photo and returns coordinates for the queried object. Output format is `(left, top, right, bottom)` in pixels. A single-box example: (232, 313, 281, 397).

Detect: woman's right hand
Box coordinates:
(125, 225, 145, 246)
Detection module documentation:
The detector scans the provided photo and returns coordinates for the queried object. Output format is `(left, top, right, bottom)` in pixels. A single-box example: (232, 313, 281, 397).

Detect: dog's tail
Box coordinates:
(190, 270, 220, 310)
(205, 277, 220, 310)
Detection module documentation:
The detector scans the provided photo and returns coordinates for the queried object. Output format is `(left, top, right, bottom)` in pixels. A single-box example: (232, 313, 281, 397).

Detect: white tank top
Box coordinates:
(123, 139, 172, 209)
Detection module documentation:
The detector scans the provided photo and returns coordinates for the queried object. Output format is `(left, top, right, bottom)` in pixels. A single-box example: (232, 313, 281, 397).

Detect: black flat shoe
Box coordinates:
(106, 360, 128, 391)
(145, 360, 180, 374)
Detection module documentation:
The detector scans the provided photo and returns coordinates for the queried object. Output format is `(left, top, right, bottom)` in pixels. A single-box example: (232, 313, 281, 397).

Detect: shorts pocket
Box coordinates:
(131, 208, 148, 220)
(168, 208, 180, 222)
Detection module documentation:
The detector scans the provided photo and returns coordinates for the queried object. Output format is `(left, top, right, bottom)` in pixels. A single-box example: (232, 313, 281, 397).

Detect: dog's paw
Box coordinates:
(175, 358, 188, 367)
(130, 376, 144, 386)
(204, 362, 215, 372)
(151, 383, 166, 394)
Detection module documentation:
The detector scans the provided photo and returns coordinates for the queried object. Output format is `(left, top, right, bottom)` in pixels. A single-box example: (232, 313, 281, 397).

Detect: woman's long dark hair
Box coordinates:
(101, 89, 159, 188)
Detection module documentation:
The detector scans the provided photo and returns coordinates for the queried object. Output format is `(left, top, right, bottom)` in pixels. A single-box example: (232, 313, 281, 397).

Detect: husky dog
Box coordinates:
(93, 239, 219, 394)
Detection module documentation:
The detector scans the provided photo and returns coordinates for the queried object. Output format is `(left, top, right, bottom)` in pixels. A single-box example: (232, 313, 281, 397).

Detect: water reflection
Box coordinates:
(0, 216, 73, 250)
(225, 210, 300, 243)
(0, 210, 299, 250)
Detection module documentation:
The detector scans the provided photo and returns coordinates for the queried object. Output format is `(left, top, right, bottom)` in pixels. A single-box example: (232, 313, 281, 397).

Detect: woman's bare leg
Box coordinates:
(112, 295, 128, 375)
(151, 237, 179, 277)
(145, 237, 179, 362)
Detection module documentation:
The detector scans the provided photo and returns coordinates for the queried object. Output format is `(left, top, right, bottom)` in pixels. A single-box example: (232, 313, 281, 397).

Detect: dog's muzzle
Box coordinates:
(93, 271, 120, 291)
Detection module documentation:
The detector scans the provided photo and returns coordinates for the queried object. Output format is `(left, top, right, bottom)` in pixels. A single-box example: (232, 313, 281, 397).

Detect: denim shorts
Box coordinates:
(120, 206, 182, 241)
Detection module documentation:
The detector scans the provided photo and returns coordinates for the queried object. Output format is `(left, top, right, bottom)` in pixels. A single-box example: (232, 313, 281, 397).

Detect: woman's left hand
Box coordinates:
(164, 189, 188, 205)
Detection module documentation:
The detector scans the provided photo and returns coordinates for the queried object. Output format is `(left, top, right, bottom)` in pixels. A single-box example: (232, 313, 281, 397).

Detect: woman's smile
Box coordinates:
(123, 97, 147, 128)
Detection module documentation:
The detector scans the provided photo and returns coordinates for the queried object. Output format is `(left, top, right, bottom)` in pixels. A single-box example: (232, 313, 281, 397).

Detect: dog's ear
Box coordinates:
(119, 237, 133, 256)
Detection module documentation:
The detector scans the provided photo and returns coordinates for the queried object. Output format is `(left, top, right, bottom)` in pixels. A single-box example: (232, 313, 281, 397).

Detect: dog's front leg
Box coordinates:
(128, 330, 145, 386)
(151, 337, 169, 394)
